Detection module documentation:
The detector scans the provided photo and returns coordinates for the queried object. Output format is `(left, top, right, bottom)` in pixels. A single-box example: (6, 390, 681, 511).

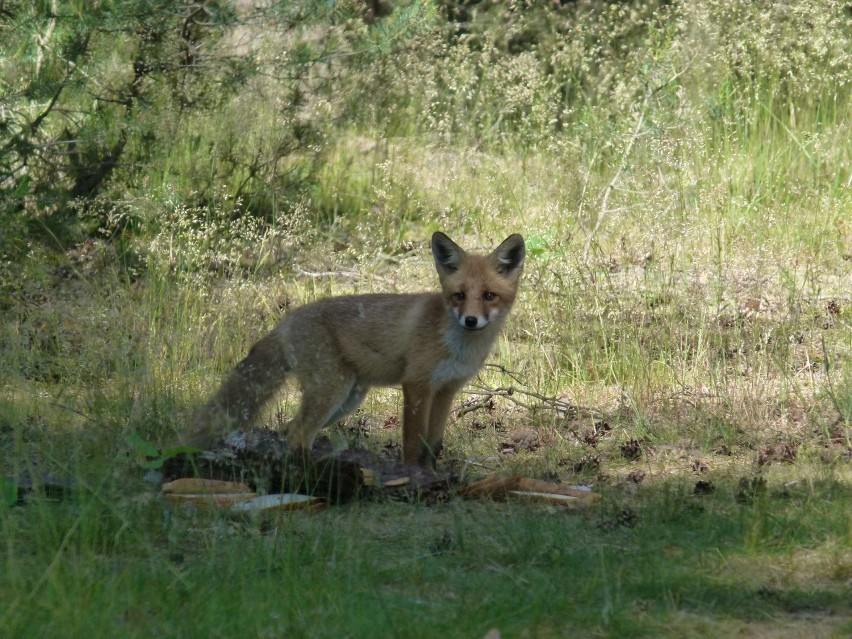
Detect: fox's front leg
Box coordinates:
(402, 382, 432, 465)
(424, 383, 462, 465)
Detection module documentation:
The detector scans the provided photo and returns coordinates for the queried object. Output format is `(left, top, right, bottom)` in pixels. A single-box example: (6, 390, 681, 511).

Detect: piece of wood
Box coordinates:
(164, 492, 257, 507)
(230, 493, 325, 513)
(360, 468, 375, 486)
(162, 478, 253, 495)
(516, 478, 596, 500)
(459, 475, 522, 498)
(508, 491, 590, 507)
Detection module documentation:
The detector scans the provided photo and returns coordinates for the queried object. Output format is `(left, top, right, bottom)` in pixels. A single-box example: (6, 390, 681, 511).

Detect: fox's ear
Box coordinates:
(432, 232, 465, 274)
(491, 234, 525, 277)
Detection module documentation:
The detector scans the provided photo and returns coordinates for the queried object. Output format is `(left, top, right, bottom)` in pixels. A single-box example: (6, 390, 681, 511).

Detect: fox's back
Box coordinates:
(276, 292, 451, 386)
(284, 292, 443, 339)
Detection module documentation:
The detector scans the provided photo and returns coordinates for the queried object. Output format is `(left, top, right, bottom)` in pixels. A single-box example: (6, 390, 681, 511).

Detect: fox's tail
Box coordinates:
(184, 331, 290, 449)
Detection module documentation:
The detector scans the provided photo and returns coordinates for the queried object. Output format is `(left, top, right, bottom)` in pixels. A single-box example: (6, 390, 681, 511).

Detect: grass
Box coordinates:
(2, 472, 849, 637)
(1, 201, 849, 636)
(2, 1, 852, 636)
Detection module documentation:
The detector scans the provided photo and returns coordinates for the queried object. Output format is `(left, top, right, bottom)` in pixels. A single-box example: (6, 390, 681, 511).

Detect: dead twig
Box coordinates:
(481, 363, 525, 385)
(465, 364, 606, 420)
(456, 398, 495, 418)
(464, 384, 598, 422)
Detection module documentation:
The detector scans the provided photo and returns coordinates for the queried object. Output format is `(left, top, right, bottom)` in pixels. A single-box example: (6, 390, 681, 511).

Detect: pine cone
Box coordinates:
(620, 438, 642, 460)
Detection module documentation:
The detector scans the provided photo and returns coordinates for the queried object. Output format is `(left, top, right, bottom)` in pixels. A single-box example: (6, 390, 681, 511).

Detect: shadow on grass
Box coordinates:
(1, 460, 849, 638)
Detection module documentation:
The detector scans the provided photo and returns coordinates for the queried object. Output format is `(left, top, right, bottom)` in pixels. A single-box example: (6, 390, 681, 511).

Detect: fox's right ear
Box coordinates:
(491, 233, 525, 277)
(432, 232, 465, 274)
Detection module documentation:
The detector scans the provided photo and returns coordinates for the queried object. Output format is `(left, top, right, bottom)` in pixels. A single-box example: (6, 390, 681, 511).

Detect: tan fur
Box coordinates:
(185, 232, 525, 466)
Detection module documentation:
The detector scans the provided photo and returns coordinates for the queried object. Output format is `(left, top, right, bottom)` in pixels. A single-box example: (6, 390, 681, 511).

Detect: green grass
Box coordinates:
(2, 1, 852, 636)
(2, 472, 849, 638)
(1, 221, 849, 636)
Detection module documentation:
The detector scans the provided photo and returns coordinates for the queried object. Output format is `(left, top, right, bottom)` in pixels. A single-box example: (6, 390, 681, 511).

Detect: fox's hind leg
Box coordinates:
(285, 372, 368, 452)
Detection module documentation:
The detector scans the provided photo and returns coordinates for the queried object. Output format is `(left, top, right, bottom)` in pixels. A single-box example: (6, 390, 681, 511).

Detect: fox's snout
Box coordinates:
(454, 307, 495, 330)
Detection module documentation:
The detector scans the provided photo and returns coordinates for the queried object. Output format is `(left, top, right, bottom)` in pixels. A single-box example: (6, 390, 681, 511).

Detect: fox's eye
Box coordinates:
(453, 292, 465, 301)
(483, 292, 496, 301)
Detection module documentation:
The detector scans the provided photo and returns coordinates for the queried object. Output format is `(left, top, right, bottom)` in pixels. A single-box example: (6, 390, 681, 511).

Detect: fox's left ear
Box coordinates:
(490, 234, 525, 277)
(432, 232, 466, 275)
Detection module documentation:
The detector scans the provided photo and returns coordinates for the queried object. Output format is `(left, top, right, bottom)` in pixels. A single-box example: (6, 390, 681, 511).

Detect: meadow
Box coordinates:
(1, 1, 850, 636)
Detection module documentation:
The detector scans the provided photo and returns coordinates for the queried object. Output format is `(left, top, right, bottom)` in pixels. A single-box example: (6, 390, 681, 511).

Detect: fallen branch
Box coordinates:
(464, 381, 601, 422)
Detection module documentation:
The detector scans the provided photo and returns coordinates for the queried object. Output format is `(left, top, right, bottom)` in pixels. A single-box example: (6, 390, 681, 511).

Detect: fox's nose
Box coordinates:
(464, 316, 479, 328)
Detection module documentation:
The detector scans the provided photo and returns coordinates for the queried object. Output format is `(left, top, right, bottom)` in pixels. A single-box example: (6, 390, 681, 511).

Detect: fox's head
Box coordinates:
(432, 232, 525, 331)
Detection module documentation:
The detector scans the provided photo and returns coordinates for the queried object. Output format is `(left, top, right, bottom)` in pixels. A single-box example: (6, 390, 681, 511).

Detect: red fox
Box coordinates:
(185, 232, 525, 467)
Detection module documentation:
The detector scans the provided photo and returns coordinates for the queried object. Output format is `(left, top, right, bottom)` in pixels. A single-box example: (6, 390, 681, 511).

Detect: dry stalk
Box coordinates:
(583, 87, 651, 261)
(583, 58, 695, 261)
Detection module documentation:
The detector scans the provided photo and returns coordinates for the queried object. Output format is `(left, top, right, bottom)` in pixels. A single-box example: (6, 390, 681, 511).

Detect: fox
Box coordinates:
(185, 231, 525, 467)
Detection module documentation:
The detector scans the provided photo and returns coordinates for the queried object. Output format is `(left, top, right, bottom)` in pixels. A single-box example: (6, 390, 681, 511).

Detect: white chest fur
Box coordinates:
(431, 322, 502, 387)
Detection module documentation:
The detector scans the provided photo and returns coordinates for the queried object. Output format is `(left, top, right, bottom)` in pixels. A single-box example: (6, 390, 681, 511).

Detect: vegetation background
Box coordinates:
(1, 1, 850, 637)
